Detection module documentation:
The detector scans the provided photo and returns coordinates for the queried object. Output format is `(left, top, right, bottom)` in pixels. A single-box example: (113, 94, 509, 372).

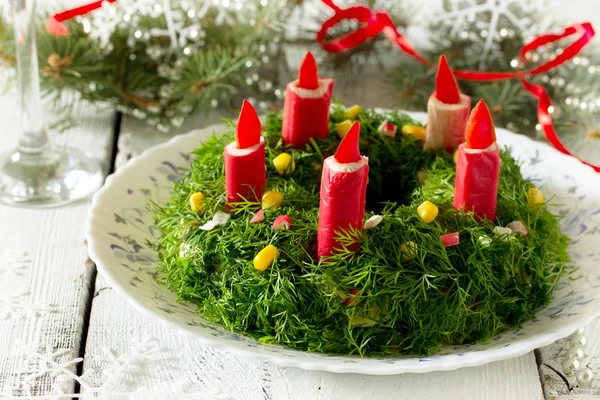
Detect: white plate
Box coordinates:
(86, 112, 600, 375)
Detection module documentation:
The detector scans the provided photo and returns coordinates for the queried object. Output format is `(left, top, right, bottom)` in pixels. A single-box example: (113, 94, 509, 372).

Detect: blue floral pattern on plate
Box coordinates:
(85, 114, 600, 374)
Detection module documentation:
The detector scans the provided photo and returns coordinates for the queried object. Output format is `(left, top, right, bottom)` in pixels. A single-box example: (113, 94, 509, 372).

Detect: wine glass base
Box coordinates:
(0, 147, 104, 208)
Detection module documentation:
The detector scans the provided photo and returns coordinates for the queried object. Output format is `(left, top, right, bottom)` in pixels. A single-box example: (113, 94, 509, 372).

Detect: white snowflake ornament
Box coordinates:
(0, 250, 30, 276)
(0, 290, 52, 320)
(5, 335, 233, 399)
(433, 0, 556, 68)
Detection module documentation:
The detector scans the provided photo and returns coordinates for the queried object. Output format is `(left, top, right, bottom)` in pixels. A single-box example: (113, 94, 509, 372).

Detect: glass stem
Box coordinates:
(10, 0, 48, 154)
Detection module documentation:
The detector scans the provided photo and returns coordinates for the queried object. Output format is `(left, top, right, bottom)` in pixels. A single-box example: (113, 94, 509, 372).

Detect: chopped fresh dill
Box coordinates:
(152, 104, 570, 356)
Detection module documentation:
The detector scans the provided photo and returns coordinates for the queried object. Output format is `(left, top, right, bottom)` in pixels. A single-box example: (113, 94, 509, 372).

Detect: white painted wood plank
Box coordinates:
(0, 94, 115, 397)
(81, 110, 544, 399)
(537, 318, 600, 399)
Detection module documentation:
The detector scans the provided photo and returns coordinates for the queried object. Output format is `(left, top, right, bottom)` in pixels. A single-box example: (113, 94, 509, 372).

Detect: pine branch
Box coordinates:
(0, 1, 290, 131)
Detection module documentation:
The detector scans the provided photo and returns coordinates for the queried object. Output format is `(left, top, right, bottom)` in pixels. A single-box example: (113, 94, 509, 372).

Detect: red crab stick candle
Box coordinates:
(317, 122, 369, 259)
(424, 55, 471, 150)
(453, 100, 500, 221)
(282, 51, 334, 149)
(224, 100, 266, 206)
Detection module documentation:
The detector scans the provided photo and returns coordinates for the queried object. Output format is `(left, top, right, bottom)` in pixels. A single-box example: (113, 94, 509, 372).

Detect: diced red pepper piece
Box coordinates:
(344, 289, 360, 307)
(249, 209, 264, 224)
(441, 232, 459, 247)
(298, 51, 319, 90)
(435, 55, 460, 105)
(334, 121, 362, 163)
(465, 100, 496, 149)
(236, 99, 262, 149)
(273, 215, 292, 230)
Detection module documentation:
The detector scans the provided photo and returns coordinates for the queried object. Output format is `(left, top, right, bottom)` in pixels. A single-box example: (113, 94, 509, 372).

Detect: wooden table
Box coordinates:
(0, 92, 599, 399)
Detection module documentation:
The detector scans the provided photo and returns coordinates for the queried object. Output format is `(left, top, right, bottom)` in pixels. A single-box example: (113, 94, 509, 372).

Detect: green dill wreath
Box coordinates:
(153, 104, 569, 356)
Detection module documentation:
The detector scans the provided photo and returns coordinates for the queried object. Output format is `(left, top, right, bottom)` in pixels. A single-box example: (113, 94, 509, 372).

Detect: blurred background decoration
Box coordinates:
(0, 0, 598, 163)
(387, 0, 600, 164)
(0, 0, 289, 132)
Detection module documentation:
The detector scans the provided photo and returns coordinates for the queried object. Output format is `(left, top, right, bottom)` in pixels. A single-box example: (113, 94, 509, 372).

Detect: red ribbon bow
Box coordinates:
(317, 0, 599, 172)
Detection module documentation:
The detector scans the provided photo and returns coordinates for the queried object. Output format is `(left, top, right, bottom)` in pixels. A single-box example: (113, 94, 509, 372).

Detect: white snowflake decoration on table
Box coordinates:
(432, 0, 556, 69)
(6, 344, 85, 398)
(0, 290, 52, 320)
(2, 336, 232, 399)
(0, 250, 30, 276)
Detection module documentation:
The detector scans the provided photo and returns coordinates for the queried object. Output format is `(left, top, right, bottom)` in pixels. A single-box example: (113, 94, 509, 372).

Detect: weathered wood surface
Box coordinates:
(537, 319, 600, 399)
(0, 95, 115, 397)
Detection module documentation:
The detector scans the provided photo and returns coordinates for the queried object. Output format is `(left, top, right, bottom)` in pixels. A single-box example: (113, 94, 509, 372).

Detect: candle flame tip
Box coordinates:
(466, 99, 496, 149)
(334, 121, 362, 163)
(298, 50, 319, 90)
(435, 54, 461, 104)
(236, 99, 262, 149)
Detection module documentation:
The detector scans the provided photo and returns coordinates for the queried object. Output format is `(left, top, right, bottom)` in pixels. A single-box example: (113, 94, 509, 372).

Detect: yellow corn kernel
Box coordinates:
(336, 120, 353, 139)
(189, 192, 205, 213)
(253, 244, 280, 271)
(273, 153, 296, 175)
(401, 125, 426, 140)
(262, 190, 284, 210)
(343, 105, 362, 120)
(453, 149, 459, 163)
(400, 241, 418, 261)
(527, 188, 545, 210)
(417, 200, 439, 223)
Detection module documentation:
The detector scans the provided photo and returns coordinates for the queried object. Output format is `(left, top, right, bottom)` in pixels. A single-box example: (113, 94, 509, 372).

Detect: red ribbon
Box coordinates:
(317, 0, 599, 172)
(47, 0, 117, 37)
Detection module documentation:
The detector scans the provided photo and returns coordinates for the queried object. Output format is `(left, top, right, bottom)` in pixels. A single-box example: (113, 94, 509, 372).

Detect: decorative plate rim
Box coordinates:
(85, 111, 600, 375)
